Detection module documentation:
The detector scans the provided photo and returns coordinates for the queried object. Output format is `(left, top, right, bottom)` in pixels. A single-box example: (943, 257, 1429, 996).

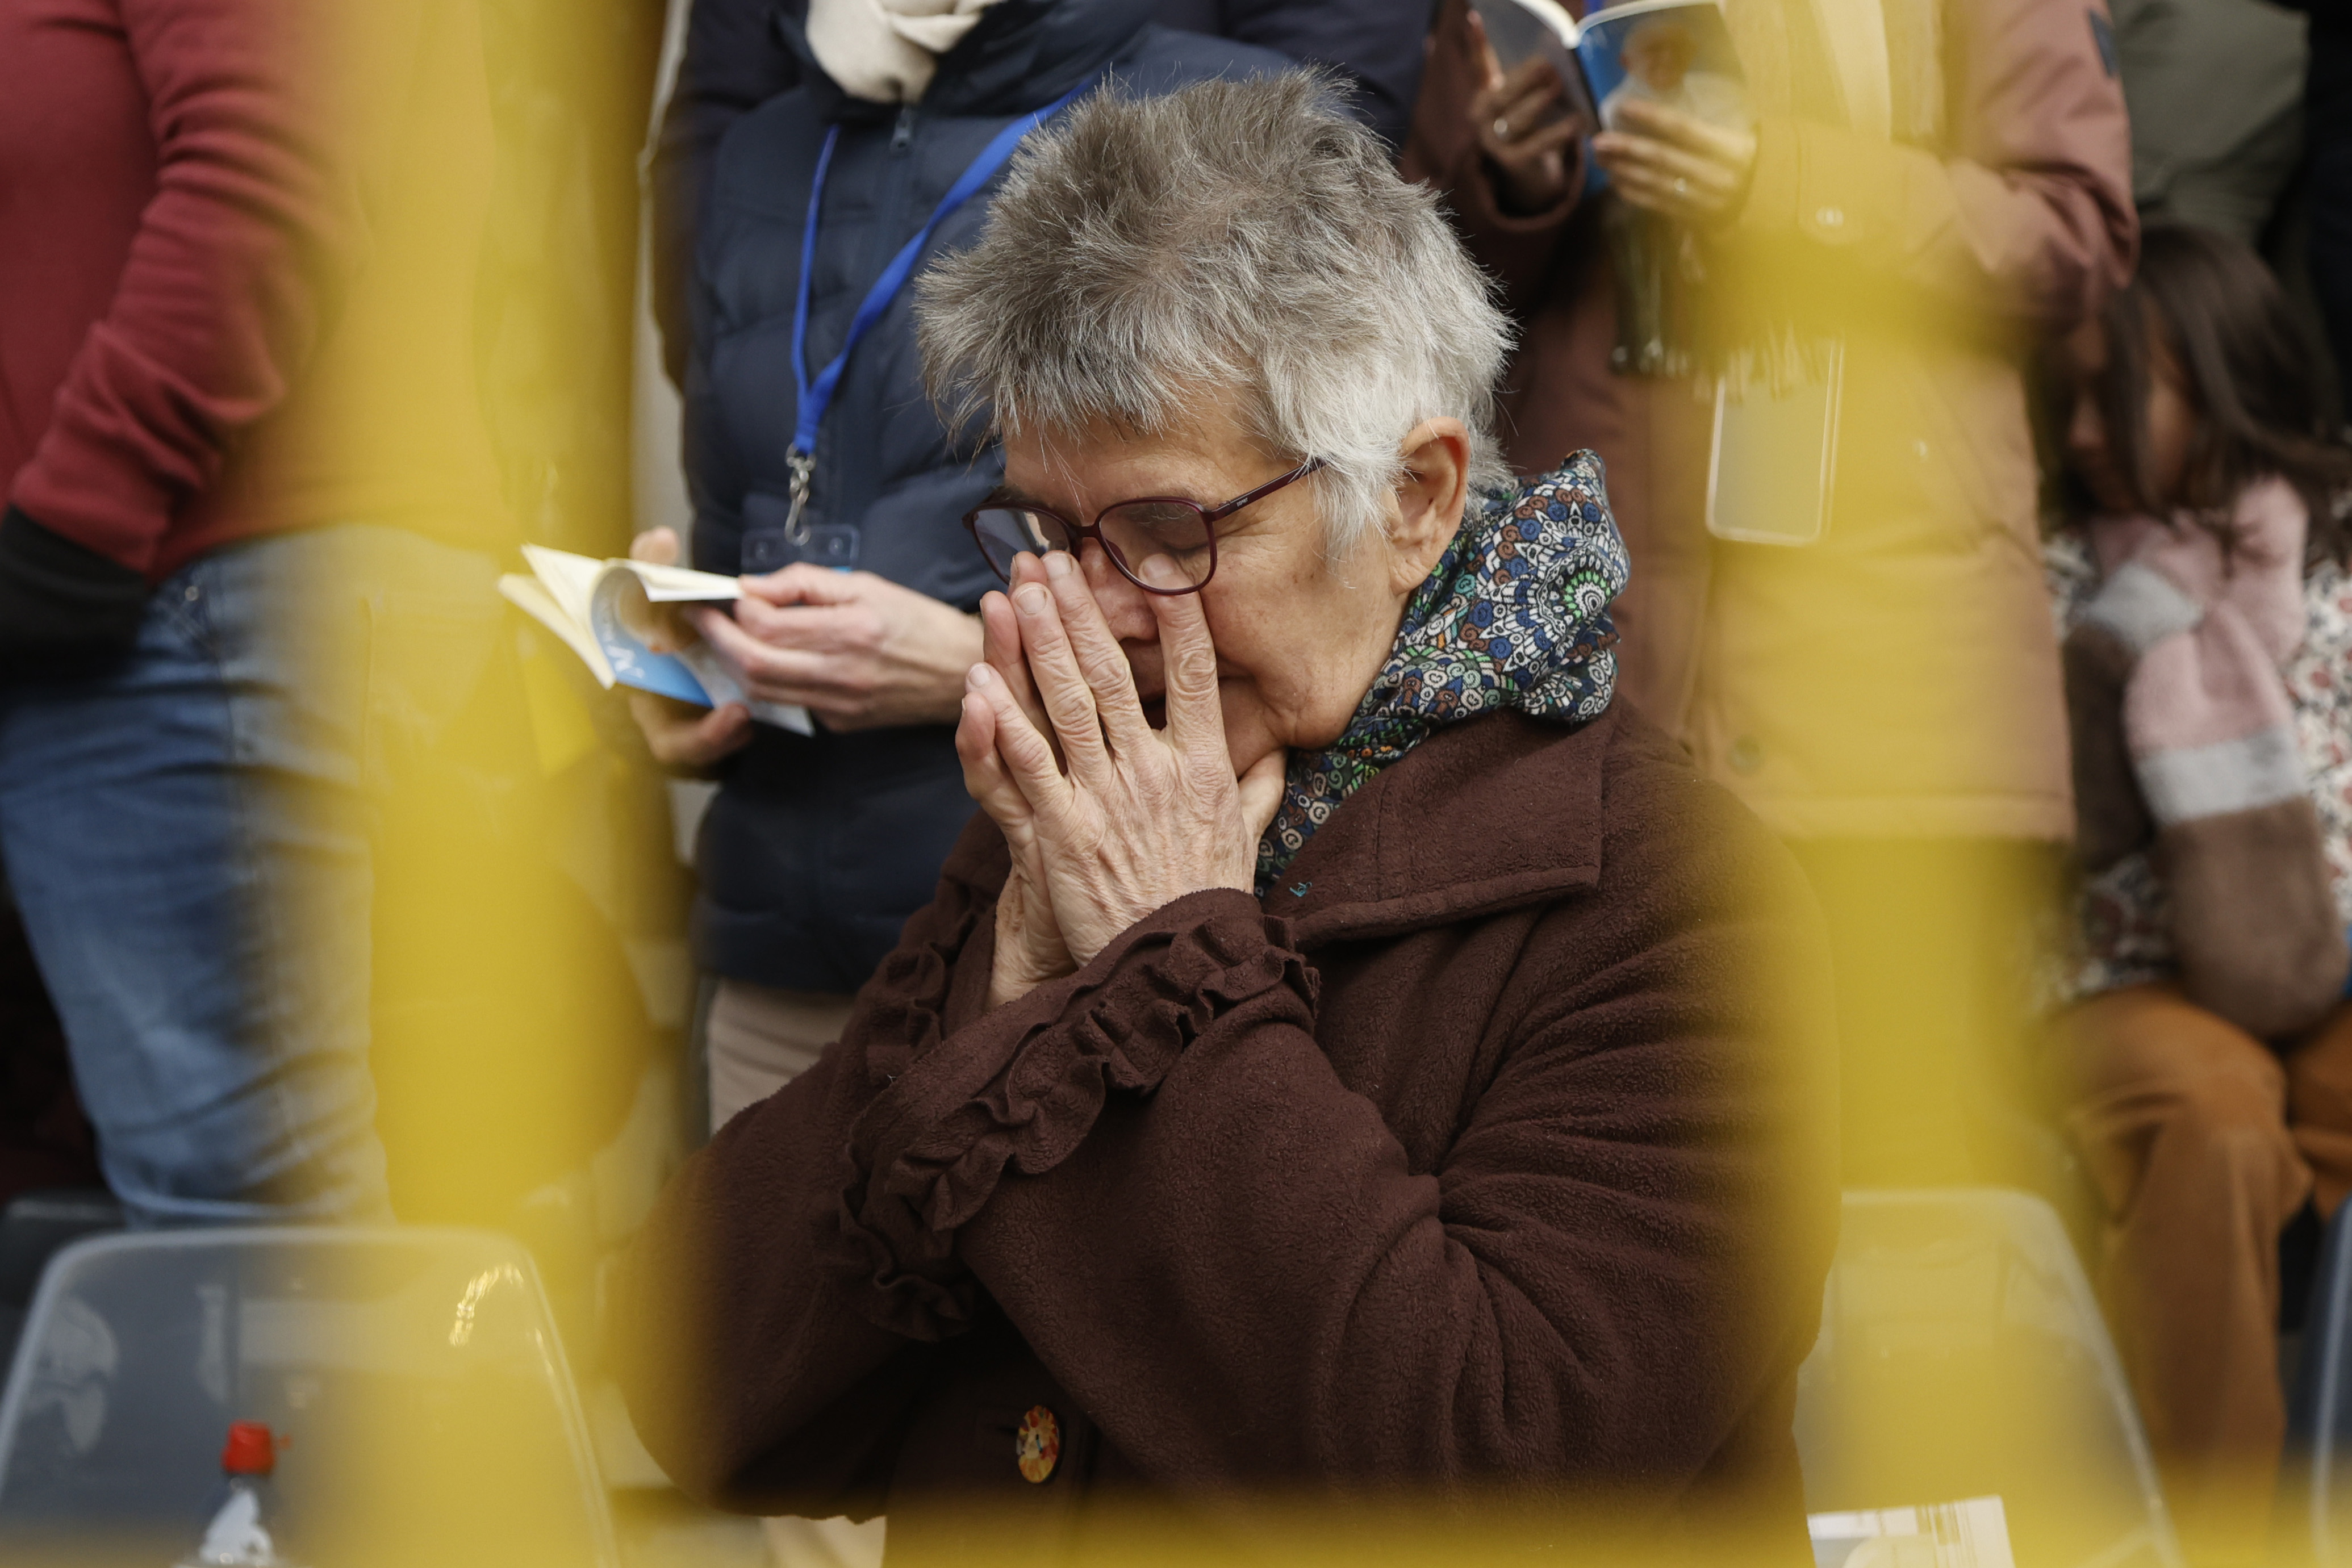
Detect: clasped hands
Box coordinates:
(957, 550, 1286, 1011)
(1591, 98, 1757, 228)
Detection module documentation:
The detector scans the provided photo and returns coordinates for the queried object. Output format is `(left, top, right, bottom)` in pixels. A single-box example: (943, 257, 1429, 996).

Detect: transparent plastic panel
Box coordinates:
(0, 1228, 615, 1568)
(1797, 1190, 2183, 1568)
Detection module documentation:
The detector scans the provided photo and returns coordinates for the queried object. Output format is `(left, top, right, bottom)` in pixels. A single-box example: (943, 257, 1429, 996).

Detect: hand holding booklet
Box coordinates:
(498, 545, 813, 735)
(1468, 0, 1750, 139)
(1472, 0, 1833, 547)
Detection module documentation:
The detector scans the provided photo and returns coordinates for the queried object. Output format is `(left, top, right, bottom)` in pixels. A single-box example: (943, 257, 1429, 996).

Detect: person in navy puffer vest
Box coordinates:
(628, 0, 1289, 1132)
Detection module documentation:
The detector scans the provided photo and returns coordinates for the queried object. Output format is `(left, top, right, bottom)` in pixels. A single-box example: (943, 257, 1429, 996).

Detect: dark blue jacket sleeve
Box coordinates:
(1151, 0, 1436, 149)
(682, 225, 749, 574)
(651, 0, 799, 384)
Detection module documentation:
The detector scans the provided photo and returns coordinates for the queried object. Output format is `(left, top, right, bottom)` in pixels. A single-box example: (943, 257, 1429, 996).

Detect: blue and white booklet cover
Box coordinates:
(499, 545, 813, 735)
(1468, 0, 1750, 141)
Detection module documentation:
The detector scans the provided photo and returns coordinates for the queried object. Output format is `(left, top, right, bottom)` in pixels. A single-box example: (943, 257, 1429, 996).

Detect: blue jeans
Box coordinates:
(0, 525, 501, 1226)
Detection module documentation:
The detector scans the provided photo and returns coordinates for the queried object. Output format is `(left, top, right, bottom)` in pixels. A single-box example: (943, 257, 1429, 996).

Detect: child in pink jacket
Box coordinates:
(2046, 223, 2352, 1565)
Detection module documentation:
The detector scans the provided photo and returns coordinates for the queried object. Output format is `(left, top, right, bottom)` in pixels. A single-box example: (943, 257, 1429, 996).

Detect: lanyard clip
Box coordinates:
(783, 449, 814, 547)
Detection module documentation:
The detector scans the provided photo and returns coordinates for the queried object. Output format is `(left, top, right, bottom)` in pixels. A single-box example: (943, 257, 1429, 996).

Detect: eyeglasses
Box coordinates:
(963, 457, 1326, 596)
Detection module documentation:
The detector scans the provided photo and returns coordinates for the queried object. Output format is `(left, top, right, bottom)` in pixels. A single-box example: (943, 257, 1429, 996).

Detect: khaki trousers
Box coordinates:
(704, 980, 858, 1135)
(2053, 983, 2352, 1565)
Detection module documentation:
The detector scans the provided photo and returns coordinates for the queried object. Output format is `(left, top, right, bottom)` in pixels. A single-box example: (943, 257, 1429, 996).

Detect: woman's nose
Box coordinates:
(2066, 393, 2105, 471)
(1079, 542, 1160, 642)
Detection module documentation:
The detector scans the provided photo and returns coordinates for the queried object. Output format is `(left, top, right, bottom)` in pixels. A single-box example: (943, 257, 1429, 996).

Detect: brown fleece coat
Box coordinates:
(612, 708, 1839, 1562)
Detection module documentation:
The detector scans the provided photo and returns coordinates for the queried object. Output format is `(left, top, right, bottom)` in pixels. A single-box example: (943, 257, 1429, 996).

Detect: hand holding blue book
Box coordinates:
(498, 545, 813, 735)
(1468, 0, 1750, 149)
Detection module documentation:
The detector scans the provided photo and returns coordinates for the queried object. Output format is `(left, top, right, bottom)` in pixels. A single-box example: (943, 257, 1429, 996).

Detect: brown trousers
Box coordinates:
(2053, 984, 2352, 1563)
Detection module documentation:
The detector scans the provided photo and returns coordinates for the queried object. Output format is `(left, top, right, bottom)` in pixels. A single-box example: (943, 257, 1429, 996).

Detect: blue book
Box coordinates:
(1468, 0, 1749, 160)
(498, 545, 813, 734)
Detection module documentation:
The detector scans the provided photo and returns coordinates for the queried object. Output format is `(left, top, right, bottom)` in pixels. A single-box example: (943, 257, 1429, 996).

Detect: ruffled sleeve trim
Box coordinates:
(821, 888, 1317, 1341)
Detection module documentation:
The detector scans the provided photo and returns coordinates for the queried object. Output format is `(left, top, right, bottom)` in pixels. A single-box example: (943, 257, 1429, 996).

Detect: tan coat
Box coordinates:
(1405, 0, 2136, 841)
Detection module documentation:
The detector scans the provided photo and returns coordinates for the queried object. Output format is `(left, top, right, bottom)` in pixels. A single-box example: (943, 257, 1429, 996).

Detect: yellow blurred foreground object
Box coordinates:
(231, 0, 683, 1556)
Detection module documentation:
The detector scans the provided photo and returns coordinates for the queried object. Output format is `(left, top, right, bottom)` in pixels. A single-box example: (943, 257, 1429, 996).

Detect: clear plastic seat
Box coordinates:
(0, 1226, 616, 1568)
(1797, 1189, 2183, 1568)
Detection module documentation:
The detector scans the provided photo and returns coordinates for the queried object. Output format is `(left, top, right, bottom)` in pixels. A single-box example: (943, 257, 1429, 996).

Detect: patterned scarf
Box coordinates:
(1255, 450, 1631, 892)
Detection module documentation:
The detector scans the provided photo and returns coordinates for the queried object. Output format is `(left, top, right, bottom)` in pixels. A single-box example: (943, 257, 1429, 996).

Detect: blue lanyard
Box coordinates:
(781, 76, 1097, 541)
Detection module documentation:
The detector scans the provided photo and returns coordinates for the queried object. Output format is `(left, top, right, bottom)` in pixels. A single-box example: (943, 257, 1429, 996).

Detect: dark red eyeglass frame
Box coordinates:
(963, 457, 1327, 596)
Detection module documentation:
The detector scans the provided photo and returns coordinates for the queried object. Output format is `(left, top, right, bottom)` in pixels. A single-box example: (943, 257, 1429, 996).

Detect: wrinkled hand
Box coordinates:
(623, 527, 752, 771)
(956, 553, 1073, 1009)
(957, 550, 1285, 1008)
(690, 565, 981, 732)
(1590, 98, 1756, 227)
(1467, 14, 1585, 215)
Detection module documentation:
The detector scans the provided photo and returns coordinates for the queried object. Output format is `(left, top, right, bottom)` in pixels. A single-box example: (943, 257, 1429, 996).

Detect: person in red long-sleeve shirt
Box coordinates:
(0, 0, 508, 1224)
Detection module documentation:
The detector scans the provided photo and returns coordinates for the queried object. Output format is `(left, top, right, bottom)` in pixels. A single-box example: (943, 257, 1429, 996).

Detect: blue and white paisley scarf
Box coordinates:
(1255, 450, 1630, 893)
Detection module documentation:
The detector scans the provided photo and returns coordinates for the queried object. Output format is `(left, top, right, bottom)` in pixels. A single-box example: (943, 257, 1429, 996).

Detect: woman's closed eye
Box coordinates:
(1103, 501, 1213, 557)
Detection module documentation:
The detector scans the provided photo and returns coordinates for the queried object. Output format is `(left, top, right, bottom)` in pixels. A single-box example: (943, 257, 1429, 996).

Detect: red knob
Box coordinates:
(220, 1421, 277, 1476)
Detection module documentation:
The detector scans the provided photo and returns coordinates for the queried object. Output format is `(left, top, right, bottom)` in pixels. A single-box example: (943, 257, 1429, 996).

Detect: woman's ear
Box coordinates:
(1388, 419, 1473, 595)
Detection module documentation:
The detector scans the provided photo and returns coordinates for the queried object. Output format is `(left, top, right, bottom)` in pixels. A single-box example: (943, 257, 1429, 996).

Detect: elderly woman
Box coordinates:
(614, 74, 1836, 1557)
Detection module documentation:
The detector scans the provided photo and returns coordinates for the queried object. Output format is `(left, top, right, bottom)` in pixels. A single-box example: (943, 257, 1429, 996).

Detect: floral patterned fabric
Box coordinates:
(1256, 450, 1630, 892)
(2044, 528, 2352, 1006)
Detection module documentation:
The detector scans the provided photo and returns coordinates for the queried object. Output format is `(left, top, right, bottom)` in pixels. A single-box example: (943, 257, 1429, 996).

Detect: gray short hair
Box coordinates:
(915, 72, 1515, 553)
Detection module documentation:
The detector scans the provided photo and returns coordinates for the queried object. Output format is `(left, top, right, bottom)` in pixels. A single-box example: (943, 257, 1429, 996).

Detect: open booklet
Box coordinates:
(498, 545, 813, 735)
(1468, 0, 1749, 139)
(1808, 1495, 2016, 1568)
